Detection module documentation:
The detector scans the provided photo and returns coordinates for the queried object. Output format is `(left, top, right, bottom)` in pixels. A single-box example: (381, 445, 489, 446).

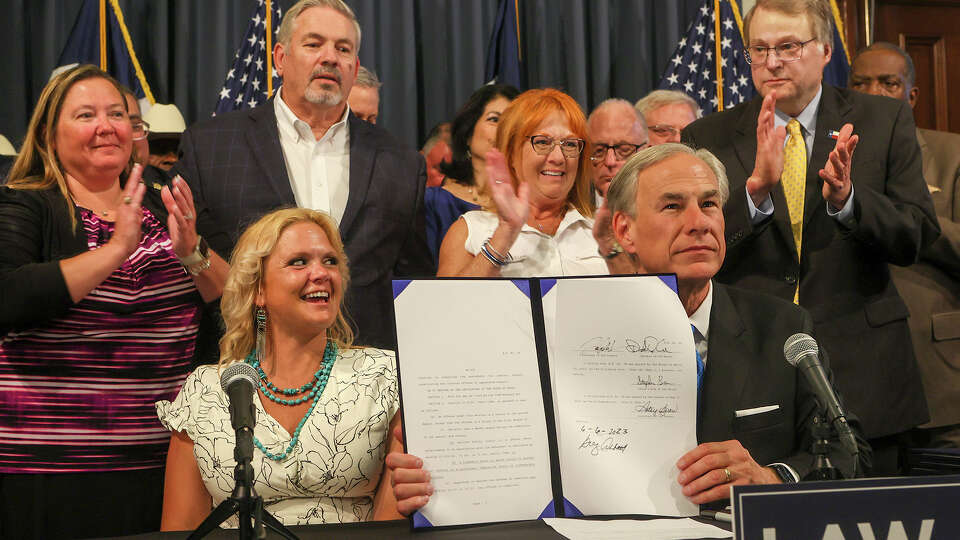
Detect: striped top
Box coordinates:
(0, 207, 202, 473)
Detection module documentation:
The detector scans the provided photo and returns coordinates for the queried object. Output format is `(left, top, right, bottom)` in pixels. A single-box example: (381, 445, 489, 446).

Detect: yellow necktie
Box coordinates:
(782, 119, 806, 304)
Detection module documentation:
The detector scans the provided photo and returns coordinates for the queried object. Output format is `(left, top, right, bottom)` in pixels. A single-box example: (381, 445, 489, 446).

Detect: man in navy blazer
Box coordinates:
(172, 0, 433, 351)
(681, 0, 939, 474)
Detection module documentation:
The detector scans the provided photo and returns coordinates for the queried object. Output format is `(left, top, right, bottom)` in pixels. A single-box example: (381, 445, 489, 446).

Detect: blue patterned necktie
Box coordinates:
(691, 325, 705, 424)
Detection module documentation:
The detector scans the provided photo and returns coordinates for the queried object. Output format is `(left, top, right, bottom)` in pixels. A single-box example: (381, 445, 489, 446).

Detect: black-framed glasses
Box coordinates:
(132, 120, 150, 141)
(589, 141, 648, 164)
(744, 38, 817, 65)
(528, 135, 586, 158)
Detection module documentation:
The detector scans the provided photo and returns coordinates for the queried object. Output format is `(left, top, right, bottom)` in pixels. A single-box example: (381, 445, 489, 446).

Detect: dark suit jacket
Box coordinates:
(892, 128, 960, 429)
(683, 85, 940, 439)
(700, 283, 870, 479)
(172, 102, 435, 351)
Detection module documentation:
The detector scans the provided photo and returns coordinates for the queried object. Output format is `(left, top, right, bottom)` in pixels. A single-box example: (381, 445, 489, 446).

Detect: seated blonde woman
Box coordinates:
(437, 88, 608, 277)
(157, 208, 402, 529)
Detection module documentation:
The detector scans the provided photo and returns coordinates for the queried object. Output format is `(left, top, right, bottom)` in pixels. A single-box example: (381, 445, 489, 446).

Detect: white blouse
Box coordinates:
(461, 208, 608, 277)
(156, 347, 399, 526)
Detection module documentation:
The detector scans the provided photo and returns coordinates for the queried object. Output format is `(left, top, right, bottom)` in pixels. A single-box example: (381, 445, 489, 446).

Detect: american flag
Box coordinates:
(658, 0, 755, 115)
(214, 0, 284, 115)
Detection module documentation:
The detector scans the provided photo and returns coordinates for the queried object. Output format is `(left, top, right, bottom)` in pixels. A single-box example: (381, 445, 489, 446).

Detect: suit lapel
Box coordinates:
(340, 114, 377, 235)
(699, 283, 749, 441)
(246, 102, 296, 205)
(804, 85, 850, 225)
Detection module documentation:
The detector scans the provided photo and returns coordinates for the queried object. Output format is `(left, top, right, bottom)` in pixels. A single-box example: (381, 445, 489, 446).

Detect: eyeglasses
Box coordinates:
(528, 135, 586, 158)
(132, 120, 150, 141)
(648, 124, 683, 138)
(744, 38, 817, 65)
(589, 142, 648, 164)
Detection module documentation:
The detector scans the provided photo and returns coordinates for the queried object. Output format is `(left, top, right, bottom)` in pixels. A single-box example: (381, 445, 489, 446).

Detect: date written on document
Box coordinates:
(576, 423, 630, 456)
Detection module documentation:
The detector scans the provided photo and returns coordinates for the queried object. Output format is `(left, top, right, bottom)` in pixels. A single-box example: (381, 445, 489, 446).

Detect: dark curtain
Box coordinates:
(1, 0, 701, 152)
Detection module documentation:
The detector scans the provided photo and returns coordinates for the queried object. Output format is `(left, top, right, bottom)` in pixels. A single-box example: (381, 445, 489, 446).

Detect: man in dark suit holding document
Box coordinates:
(386, 145, 870, 513)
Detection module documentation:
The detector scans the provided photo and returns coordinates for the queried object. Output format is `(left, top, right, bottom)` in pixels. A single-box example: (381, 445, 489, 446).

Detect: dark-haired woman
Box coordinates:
(424, 84, 519, 261)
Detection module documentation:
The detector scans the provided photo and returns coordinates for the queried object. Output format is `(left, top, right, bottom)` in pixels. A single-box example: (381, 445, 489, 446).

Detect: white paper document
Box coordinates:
(394, 280, 554, 527)
(543, 518, 732, 540)
(550, 277, 699, 516)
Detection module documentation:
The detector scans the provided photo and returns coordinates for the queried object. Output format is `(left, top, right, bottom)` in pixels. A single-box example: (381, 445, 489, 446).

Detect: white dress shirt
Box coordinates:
(274, 88, 351, 223)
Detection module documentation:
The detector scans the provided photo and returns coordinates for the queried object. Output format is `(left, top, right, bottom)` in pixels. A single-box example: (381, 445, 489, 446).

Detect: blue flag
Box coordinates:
(484, 0, 525, 89)
(658, 0, 755, 115)
(214, 0, 284, 115)
(822, 0, 851, 88)
(57, 0, 154, 103)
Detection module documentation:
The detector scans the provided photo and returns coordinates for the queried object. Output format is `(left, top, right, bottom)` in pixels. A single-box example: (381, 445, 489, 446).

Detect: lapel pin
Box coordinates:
(827, 130, 840, 140)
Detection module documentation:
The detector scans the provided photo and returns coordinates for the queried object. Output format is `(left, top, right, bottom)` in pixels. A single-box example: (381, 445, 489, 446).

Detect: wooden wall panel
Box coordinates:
(874, 1, 960, 132)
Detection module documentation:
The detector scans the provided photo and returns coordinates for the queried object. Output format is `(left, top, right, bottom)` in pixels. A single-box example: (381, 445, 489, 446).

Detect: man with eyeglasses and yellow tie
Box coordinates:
(682, 0, 939, 476)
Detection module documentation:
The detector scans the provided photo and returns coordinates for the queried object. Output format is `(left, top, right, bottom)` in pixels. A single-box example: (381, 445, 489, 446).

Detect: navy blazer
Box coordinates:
(172, 101, 435, 351)
(684, 85, 940, 438)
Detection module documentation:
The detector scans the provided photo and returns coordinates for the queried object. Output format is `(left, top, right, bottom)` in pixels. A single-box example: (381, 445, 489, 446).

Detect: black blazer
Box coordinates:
(172, 102, 435, 351)
(684, 86, 940, 439)
(701, 283, 870, 479)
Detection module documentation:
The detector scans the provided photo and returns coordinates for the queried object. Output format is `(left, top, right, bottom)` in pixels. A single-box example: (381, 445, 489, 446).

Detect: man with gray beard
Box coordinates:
(171, 0, 433, 351)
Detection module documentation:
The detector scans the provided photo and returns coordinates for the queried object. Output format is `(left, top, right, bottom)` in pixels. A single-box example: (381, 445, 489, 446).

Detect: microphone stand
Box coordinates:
(188, 427, 298, 540)
(803, 413, 844, 481)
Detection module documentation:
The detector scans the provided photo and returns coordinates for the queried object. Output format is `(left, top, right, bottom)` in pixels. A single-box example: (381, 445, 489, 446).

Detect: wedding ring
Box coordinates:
(723, 468, 732, 483)
(184, 213, 195, 221)
(495, 179, 505, 184)
(123, 196, 133, 205)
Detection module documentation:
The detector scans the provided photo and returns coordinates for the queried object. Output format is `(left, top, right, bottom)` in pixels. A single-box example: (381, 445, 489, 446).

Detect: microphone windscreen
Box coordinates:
(783, 332, 818, 367)
(220, 362, 258, 393)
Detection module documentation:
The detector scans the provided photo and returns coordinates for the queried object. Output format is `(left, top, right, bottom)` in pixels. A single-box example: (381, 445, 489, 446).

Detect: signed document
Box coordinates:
(394, 276, 698, 528)
(550, 277, 698, 516)
(394, 280, 554, 527)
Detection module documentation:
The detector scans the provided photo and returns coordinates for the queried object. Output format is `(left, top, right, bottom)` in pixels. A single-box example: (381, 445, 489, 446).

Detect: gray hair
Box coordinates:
(355, 66, 382, 89)
(277, 0, 362, 52)
(607, 143, 729, 218)
(634, 90, 701, 119)
(853, 41, 916, 90)
(743, 0, 833, 47)
(588, 98, 648, 133)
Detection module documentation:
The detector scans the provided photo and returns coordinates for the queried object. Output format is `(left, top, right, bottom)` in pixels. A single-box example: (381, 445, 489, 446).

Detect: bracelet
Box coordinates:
(480, 239, 509, 267)
(599, 241, 624, 260)
(484, 239, 512, 263)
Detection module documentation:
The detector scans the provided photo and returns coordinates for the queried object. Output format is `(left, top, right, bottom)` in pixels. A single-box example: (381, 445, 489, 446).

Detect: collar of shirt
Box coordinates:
(774, 84, 822, 162)
(274, 86, 351, 143)
(688, 280, 713, 345)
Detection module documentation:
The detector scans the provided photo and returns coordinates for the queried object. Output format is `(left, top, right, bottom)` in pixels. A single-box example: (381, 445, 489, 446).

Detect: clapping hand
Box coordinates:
(819, 123, 858, 210)
(485, 148, 529, 231)
(746, 91, 787, 207)
(161, 175, 200, 259)
(109, 164, 147, 258)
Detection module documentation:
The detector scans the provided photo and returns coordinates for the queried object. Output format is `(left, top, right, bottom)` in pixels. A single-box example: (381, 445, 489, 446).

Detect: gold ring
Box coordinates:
(723, 468, 732, 483)
(184, 213, 195, 220)
(123, 196, 133, 205)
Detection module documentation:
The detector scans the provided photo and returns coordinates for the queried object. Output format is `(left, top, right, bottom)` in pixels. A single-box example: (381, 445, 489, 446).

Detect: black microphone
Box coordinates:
(783, 333, 859, 456)
(220, 362, 258, 464)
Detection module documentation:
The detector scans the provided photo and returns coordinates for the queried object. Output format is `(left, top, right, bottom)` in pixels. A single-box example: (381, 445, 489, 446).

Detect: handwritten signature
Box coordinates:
(634, 374, 677, 387)
(578, 336, 673, 353)
(578, 434, 629, 456)
(635, 400, 679, 416)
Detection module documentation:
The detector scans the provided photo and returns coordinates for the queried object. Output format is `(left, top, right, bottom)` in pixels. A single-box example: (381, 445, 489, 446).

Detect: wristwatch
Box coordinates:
(768, 463, 797, 483)
(180, 236, 211, 276)
(600, 240, 624, 260)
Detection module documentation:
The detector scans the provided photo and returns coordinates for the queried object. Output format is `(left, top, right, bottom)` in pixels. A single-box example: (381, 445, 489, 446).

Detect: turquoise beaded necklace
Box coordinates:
(244, 340, 338, 461)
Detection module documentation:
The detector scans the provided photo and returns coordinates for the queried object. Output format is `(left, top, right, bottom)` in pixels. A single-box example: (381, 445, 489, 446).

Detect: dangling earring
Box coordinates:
(255, 306, 267, 365)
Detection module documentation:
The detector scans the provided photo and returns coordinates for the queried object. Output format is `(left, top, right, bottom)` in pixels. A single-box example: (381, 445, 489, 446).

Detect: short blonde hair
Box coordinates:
(744, 0, 833, 46)
(494, 88, 593, 217)
(219, 208, 354, 367)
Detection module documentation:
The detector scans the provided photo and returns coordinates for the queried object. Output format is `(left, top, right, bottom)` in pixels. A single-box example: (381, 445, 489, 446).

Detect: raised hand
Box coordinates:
(485, 148, 529, 231)
(161, 175, 200, 259)
(819, 123, 858, 210)
(108, 164, 147, 258)
(746, 91, 787, 207)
